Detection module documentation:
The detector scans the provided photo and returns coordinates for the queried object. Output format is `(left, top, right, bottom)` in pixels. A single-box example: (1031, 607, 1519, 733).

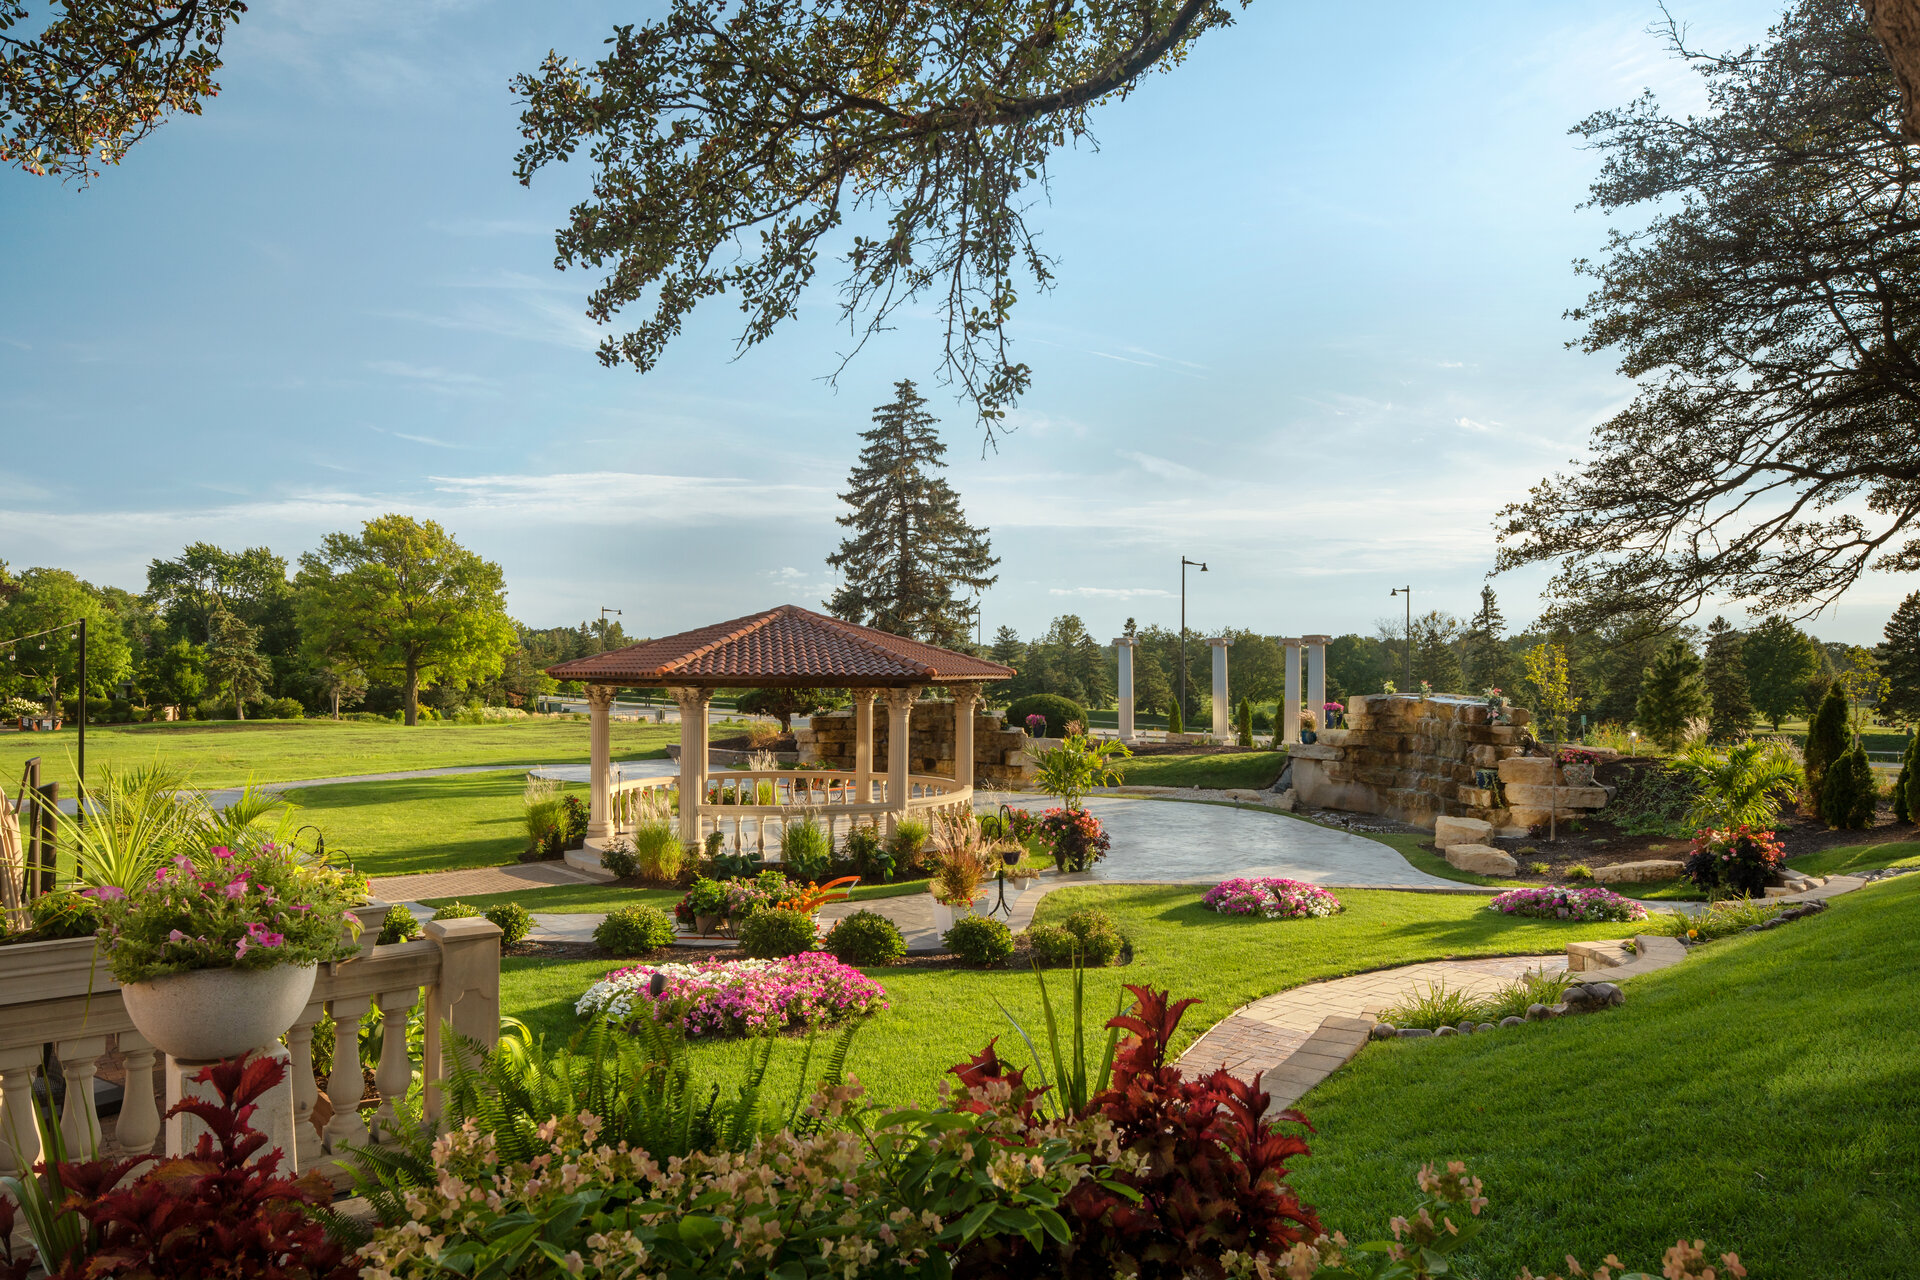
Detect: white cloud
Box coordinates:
(1117, 450, 1202, 483)
(1048, 587, 1175, 599)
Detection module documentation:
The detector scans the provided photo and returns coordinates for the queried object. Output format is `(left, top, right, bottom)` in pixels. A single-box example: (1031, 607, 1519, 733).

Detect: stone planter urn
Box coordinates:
(1561, 763, 1596, 788)
(0, 934, 115, 1005)
(695, 913, 720, 936)
(120, 964, 319, 1062)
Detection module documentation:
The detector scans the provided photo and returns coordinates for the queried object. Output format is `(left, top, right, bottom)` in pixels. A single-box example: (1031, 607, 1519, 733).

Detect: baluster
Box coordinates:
(371, 986, 421, 1139)
(323, 995, 372, 1153)
(112, 1032, 162, 1157)
(55, 1036, 106, 1157)
(756, 815, 766, 860)
(285, 1001, 325, 1168)
(0, 1047, 44, 1177)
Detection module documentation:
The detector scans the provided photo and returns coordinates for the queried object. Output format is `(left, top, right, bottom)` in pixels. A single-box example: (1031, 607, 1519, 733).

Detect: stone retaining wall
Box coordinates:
(793, 699, 1038, 790)
(1288, 693, 1609, 832)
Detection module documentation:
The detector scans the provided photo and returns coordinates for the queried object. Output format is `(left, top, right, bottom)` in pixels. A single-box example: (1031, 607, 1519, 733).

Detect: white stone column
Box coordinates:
(1281, 638, 1302, 746)
(1114, 637, 1137, 743)
(1304, 634, 1330, 729)
(852, 689, 878, 803)
(673, 688, 712, 846)
(0, 1047, 42, 1176)
(883, 687, 920, 824)
(56, 1036, 105, 1156)
(585, 684, 615, 840)
(953, 685, 979, 790)
(113, 1031, 162, 1157)
(1208, 638, 1232, 741)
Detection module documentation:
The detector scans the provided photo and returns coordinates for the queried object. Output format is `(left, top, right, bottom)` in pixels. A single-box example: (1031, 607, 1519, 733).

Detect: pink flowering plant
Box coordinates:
(1202, 877, 1344, 920)
(1038, 805, 1112, 873)
(1487, 886, 1648, 924)
(85, 843, 360, 984)
(577, 952, 887, 1038)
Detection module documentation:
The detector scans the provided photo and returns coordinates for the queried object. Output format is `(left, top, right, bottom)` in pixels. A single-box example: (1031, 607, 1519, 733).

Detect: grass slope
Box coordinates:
(418, 877, 936, 914)
(1114, 751, 1288, 790)
(0, 718, 681, 790)
(1290, 875, 1920, 1279)
(290, 770, 581, 877)
(499, 884, 1631, 1112)
(1789, 840, 1920, 878)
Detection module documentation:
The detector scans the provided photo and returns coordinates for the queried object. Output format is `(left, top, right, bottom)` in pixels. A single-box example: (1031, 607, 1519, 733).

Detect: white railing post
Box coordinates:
(0, 1047, 43, 1177)
(55, 1036, 105, 1157)
(286, 1000, 325, 1170)
(323, 996, 372, 1153)
(422, 916, 502, 1122)
(371, 985, 420, 1138)
(113, 1032, 162, 1157)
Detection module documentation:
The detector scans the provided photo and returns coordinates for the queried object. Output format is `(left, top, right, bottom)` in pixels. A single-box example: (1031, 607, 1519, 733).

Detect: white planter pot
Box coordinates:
(121, 964, 319, 1062)
(931, 900, 975, 937)
(347, 899, 393, 959)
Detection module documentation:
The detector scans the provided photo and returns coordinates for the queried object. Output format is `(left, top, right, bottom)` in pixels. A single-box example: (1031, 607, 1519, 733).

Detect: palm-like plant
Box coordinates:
(1669, 739, 1806, 830)
(60, 765, 307, 892)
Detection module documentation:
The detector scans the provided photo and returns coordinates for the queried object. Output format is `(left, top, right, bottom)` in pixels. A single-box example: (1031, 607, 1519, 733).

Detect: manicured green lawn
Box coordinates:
(419, 877, 935, 914)
(1789, 840, 1920, 877)
(1290, 873, 1920, 1279)
(0, 718, 679, 790)
(291, 770, 581, 878)
(1363, 831, 1524, 888)
(499, 885, 1633, 1112)
(1114, 750, 1288, 790)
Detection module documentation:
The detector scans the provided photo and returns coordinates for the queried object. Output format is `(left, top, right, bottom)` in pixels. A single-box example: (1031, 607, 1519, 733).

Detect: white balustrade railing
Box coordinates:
(0, 914, 501, 1180)
(681, 771, 973, 861)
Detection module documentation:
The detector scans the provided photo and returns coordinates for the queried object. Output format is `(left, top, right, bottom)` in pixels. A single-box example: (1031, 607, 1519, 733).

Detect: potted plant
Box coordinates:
(1483, 686, 1509, 724)
(89, 843, 361, 1062)
(1558, 748, 1600, 788)
(929, 846, 991, 934)
(679, 877, 729, 936)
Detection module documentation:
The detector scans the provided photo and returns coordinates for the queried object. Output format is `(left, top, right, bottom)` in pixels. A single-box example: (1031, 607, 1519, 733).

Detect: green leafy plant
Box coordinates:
(593, 904, 677, 956)
(1669, 738, 1805, 830)
(484, 902, 534, 946)
(377, 903, 422, 945)
(1477, 969, 1578, 1021)
(738, 905, 818, 958)
(1607, 765, 1703, 837)
(842, 822, 895, 881)
(887, 817, 930, 867)
(780, 813, 833, 881)
(943, 913, 1014, 967)
(1649, 896, 1787, 943)
(431, 901, 480, 921)
(1565, 863, 1594, 880)
(630, 800, 683, 880)
(1819, 740, 1877, 830)
(824, 908, 907, 966)
(1804, 682, 1851, 812)
(1527, 861, 1551, 875)
(1377, 981, 1495, 1030)
(1033, 733, 1132, 809)
(521, 776, 566, 860)
(1235, 697, 1253, 747)
(992, 952, 1126, 1120)
(1026, 907, 1127, 967)
(1004, 693, 1088, 738)
(598, 837, 640, 879)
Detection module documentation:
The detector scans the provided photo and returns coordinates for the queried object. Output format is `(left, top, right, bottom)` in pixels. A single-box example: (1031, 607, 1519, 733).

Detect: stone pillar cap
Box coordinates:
(1277, 636, 1301, 645)
(1300, 633, 1332, 643)
(1113, 635, 1137, 647)
(1207, 636, 1233, 647)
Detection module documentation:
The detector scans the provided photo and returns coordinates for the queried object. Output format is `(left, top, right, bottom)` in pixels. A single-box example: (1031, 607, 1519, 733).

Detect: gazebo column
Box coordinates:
(673, 687, 712, 846)
(1113, 637, 1136, 743)
(1208, 638, 1233, 741)
(1303, 635, 1330, 729)
(585, 684, 615, 841)
(883, 687, 920, 826)
(1280, 638, 1302, 746)
(952, 685, 979, 791)
(851, 689, 878, 803)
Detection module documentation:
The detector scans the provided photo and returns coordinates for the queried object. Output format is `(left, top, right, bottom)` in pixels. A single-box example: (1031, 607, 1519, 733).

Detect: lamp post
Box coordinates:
(1179, 557, 1208, 729)
(1389, 586, 1412, 690)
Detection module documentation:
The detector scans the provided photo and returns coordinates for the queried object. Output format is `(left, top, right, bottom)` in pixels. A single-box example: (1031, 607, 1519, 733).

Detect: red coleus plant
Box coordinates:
(949, 984, 1323, 1279)
(46, 1054, 356, 1280)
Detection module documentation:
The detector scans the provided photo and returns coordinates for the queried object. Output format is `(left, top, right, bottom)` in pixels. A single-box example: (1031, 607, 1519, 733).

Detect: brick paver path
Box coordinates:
(370, 861, 600, 903)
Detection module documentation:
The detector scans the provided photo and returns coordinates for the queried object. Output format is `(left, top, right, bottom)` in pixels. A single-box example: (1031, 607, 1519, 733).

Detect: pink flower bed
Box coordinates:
(1487, 886, 1647, 923)
(1200, 877, 1343, 920)
(576, 953, 888, 1038)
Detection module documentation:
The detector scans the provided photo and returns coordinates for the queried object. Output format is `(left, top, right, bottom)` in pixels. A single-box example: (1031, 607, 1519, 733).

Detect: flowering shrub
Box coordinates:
(1040, 805, 1112, 873)
(671, 870, 794, 925)
(1203, 877, 1344, 920)
(577, 952, 887, 1037)
(1559, 748, 1600, 766)
(1684, 825, 1786, 897)
(86, 844, 358, 984)
(1488, 886, 1648, 923)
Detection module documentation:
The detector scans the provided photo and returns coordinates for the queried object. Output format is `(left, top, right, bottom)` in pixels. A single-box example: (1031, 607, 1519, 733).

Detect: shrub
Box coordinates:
(1027, 907, 1127, 966)
(22, 890, 102, 940)
(780, 814, 832, 881)
(1819, 740, 1876, 830)
(1201, 877, 1343, 920)
(1565, 863, 1594, 880)
(561, 794, 589, 848)
(1039, 805, 1112, 872)
(1166, 700, 1183, 734)
(1487, 886, 1648, 923)
(431, 900, 480, 921)
(1527, 860, 1551, 875)
(594, 905, 677, 956)
(1804, 682, 1850, 812)
(824, 909, 907, 966)
(377, 903, 422, 945)
(578, 953, 885, 1036)
(738, 905, 818, 958)
(1236, 697, 1253, 747)
(1378, 980, 1495, 1031)
(1682, 825, 1786, 897)
(944, 913, 1014, 967)
(484, 902, 534, 945)
(598, 838, 640, 879)
(1004, 693, 1087, 738)
(887, 817, 930, 867)
(841, 822, 894, 881)
(1669, 738, 1804, 829)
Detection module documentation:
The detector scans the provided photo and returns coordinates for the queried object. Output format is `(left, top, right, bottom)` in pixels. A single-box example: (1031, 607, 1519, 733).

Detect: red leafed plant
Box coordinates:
(950, 983, 1324, 1279)
(0, 1197, 34, 1280)
(45, 1053, 356, 1280)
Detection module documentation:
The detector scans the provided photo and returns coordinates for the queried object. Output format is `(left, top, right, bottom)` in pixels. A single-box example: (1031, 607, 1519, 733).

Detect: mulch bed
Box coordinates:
(710, 732, 799, 752)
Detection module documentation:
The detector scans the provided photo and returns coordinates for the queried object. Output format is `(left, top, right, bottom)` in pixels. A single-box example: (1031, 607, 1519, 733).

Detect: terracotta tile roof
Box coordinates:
(544, 604, 1014, 686)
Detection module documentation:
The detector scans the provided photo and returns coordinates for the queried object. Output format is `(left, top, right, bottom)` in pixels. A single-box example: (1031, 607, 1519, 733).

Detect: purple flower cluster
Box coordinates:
(1201, 877, 1343, 920)
(577, 952, 888, 1038)
(1487, 886, 1647, 923)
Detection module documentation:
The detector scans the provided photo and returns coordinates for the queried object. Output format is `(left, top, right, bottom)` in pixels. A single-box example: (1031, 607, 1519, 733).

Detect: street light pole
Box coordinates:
(1389, 586, 1412, 690)
(1180, 557, 1208, 728)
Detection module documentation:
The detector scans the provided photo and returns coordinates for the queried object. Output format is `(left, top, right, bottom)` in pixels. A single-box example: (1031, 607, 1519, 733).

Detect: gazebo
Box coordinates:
(544, 604, 1015, 860)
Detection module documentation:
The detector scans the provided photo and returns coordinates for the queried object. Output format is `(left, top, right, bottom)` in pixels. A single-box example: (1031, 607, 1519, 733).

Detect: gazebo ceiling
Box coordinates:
(544, 604, 1015, 688)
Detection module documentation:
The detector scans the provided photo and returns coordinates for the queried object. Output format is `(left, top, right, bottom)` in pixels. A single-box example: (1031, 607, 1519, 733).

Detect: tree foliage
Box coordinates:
(1498, 0, 1920, 630)
(826, 381, 998, 645)
(1820, 739, 1878, 829)
(1636, 638, 1708, 750)
(1703, 617, 1754, 743)
(1878, 591, 1920, 722)
(205, 601, 268, 719)
(295, 515, 515, 726)
(1521, 641, 1578, 744)
(1743, 616, 1823, 730)
(1463, 586, 1512, 692)
(1, 0, 244, 180)
(0, 567, 132, 711)
(1804, 682, 1852, 814)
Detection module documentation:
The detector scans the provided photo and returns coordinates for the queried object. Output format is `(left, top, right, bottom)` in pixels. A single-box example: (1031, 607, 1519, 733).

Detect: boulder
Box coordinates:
(1497, 757, 1559, 786)
(1589, 859, 1686, 885)
(1435, 1026, 1458, 1037)
(1434, 815, 1494, 850)
(1456, 1021, 1477, 1034)
(1398, 1027, 1434, 1038)
(1524, 1003, 1551, 1021)
(1445, 844, 1520, 876)
(1369, 1023, 1398, 1040)
(1586, 981, 1624, 1007)
(1502, 783, 1609, 809)
(1499, 1015, 1524, 1028)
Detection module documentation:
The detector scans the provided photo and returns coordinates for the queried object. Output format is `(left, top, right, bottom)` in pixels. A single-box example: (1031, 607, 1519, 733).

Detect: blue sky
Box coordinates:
(4, 0, 1899, 645)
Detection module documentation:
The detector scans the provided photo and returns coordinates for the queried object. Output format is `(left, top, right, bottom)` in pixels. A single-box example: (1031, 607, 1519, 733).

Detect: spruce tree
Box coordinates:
(1804, 683, 1850, 816)
(1820, 740, 1876, 831)
(1894, 731, 1915, 824)
(1635, 638, 1709, 749)
(206, 602, 270, 720)
(1167, 700, 1183, 735)
(825, 380, 998, 646)
(1703, 617, 1755, 742)
(1906, 732, 1920, 826)
(1236, 697, 1253, 747)
(1876, 591, 1920, 722)
(1463, 586, 1513, 692)
(1410, 611, 1465, 693)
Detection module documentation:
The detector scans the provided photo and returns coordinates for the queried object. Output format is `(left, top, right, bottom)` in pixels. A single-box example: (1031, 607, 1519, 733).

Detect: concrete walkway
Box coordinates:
(369, 860, 600, 904)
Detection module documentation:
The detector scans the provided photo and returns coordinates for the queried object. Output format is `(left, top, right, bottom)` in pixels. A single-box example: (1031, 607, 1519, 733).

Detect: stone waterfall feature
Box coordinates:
(1287, 693, 1610, 832)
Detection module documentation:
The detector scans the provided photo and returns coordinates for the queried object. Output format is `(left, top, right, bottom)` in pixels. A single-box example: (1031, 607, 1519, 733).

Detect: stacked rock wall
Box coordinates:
(793, 699, 1037, 790)
(1288, 694, 1607, 832)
